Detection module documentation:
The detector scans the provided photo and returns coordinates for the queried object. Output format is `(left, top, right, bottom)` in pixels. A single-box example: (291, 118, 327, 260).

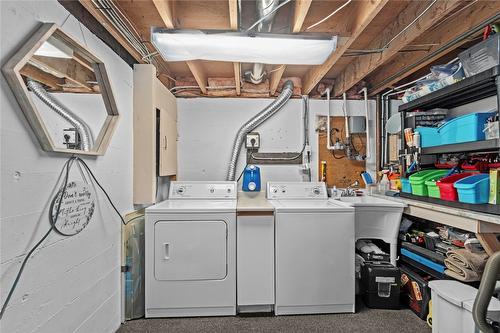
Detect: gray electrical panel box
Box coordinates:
(349, 116, 366, 133)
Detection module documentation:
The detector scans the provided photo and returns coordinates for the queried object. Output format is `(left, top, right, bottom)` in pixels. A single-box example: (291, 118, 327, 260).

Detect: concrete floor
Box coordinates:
(118, 305, 431, 333)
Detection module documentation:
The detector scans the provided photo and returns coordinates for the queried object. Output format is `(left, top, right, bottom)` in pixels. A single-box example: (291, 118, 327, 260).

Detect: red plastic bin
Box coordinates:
(436, 172, 477, 201)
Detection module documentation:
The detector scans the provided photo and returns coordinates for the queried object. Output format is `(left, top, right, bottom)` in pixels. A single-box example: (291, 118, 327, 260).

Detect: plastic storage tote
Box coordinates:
(453, 173, 490, 204)
(416, 126, 441, 147)
(409, 170, 448, 196)
(439, 112, 496, 145)
(458, 33, 499, 77)
(436, 172, 477, 201)
(429, 280, 500, 333)
(424, 177, 446, 199)
(401, 178, 412, 193)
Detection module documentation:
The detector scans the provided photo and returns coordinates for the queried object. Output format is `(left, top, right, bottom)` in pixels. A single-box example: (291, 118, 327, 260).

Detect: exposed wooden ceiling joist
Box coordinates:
(332, 0, 463, 97)
(150, 0, 208, 93)
(302, 0, 390, 95)
(229, 0, 241, 95)
(269, 0, 312, 95)
(367, 1, 500, 95)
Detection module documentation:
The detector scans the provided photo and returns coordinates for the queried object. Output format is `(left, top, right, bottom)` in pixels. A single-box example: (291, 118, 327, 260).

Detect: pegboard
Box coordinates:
(317, 116, 367, 188)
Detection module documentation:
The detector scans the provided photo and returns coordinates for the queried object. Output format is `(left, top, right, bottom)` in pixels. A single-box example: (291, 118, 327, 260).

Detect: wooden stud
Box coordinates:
(152, 0, 175, 28)
(302, 0, 389, 94)
(19, 63, 64, 91)
(332, 0, 462, 97)
(270, 0, 312, 95)
(367, 1, 500, 95)
(228, 0, 241, 95)
(186, 60, 208, 94)
(476, 234, 500, 256)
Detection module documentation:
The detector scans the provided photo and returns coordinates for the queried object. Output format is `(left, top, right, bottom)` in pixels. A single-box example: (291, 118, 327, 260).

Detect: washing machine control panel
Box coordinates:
(267, 182, 328, 199)
(169, 181, 237, 199)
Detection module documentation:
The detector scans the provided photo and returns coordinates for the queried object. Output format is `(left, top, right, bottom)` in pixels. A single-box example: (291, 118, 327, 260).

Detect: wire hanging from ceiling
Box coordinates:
(245, 0, 292, 32)
(346, 0, 438, 55)
(305, 0, 353, 31)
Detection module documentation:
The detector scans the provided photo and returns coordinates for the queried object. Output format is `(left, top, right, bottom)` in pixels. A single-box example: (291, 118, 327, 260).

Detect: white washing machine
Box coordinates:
(145, 181, 237, 317)
(267, 182, 355, 315)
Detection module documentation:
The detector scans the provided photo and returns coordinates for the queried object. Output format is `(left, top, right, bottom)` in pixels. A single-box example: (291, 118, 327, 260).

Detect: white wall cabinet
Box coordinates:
(134, 64, 177, 204)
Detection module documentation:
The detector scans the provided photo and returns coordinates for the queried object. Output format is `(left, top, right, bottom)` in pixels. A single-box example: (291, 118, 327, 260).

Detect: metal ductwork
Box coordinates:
(226, 80, 294, 180)
(244, 0, 280, 84)
(27, 80, 94, 151)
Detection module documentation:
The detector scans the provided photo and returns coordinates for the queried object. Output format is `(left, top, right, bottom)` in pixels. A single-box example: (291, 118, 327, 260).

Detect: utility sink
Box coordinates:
(332, 195, 406, 265)
(335, 196, 406, 207)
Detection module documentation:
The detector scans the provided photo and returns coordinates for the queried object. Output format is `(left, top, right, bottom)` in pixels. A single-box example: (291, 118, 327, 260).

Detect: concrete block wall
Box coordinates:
(1, 1, 133, 332)
(177, 98, 377, 184)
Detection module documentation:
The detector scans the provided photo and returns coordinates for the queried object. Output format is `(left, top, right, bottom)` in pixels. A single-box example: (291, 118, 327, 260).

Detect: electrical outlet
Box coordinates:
(245, 132, 260, 149)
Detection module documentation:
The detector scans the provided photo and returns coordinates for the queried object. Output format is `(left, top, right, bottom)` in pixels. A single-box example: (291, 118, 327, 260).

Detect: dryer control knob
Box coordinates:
(312, 187, 321, 195)
(176, 187, 185, 194)
(271, 187, 278, 194)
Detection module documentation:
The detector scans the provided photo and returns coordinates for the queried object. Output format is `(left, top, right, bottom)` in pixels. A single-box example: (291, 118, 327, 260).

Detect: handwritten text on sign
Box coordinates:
(51, 181, 95, 235)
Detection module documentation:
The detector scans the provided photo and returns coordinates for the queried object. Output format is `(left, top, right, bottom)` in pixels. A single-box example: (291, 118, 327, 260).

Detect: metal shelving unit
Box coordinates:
(398, 66, 500, 216)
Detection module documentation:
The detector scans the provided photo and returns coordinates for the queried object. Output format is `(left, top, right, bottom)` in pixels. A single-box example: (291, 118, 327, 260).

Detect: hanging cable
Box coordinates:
(305, 0, 353, 31)
(346, 0, 438, 55)
(0, 156, 76, 320)
(0, 156, 128, 320)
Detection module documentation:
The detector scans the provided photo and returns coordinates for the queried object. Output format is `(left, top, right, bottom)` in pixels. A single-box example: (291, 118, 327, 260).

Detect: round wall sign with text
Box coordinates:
(50, 181, 95, 236)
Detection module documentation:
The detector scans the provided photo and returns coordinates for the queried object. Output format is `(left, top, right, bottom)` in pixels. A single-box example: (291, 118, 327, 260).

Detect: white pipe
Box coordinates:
(322, 88, 335, 150)
(359, 87, 370, 159)
(343, 92, 350, 139)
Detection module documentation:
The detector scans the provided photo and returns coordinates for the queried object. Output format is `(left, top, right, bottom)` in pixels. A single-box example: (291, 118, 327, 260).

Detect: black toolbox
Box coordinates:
(361, 262, 401, 309)
(399, 264, 432, 320)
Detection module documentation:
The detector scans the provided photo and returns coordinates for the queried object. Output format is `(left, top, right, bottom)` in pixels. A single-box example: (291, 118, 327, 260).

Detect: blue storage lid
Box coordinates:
(453, 174, 489, 189)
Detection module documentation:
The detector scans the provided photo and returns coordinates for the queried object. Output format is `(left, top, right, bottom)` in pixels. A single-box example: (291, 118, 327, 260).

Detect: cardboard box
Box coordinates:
(489, 169, 500, 204)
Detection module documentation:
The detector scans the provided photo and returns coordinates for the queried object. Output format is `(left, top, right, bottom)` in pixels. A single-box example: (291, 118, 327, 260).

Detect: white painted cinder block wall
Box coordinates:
(177, 98, 377, 185)
(1, 1, 133, 332)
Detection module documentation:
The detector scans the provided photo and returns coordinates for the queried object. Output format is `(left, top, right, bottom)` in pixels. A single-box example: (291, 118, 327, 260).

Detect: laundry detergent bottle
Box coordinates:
(242, 165, 261, 192)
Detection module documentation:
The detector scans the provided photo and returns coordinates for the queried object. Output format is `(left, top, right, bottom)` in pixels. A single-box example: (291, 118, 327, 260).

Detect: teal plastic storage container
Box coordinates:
(453, 174, 490, 204)
(409, 170, 449, 196)
(439, 112, 496, 145)
(401, 178, 412, 193)
(416, 127, 441, 147)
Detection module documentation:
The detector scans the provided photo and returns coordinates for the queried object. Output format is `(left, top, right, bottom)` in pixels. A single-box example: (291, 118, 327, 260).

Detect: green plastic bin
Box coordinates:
(425, 179, 441, 198)
(409, 170, 449, 196)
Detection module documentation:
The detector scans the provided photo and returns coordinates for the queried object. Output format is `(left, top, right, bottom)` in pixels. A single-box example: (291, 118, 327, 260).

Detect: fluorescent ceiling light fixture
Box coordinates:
(34, 37, 73, 59)
(151, 29, 337, 65)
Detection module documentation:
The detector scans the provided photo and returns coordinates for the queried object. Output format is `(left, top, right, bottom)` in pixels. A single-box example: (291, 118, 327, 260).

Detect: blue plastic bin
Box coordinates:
(453, 174, 490, 204)
(401, 178, 412, 193)
(439, 112, 496, 145)
(416, 126, 441, 147)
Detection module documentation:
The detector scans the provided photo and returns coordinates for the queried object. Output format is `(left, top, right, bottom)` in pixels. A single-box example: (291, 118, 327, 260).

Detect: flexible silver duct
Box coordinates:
(27, 80, 94, 151)
(226, 80, 294, 180)
(244, 0, 280, 84)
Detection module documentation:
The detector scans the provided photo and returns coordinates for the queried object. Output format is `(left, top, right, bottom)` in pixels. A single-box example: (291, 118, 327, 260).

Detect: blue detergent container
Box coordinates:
(242, 165, 261, 192)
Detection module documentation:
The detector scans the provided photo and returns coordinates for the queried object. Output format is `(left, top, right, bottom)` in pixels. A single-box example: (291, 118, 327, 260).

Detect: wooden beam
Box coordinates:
(233, 62, 241, 95)
(292, 0, 313, 32)
(186, 61, 207, 94)
(269, 0, 313, 95)
(151, 0, 208, 94)
(332, 0, 462, 97)
(78, 0, 144, 63)
(228, 0, 241, 95)
(152, 0, 175, 28)
(302, 0, 389, 94)
(20, 63, 64, 91)
(368, 1, 500, 95)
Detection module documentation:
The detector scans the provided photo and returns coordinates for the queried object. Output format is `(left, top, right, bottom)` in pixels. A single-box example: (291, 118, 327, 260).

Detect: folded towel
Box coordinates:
(446, 249, 489, 273)
(445, 259, 482, 282)
(444, 269, 481, 282)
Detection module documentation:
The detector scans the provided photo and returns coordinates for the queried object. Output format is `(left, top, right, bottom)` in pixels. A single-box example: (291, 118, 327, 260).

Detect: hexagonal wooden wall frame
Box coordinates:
(2, 22, 119, 156)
